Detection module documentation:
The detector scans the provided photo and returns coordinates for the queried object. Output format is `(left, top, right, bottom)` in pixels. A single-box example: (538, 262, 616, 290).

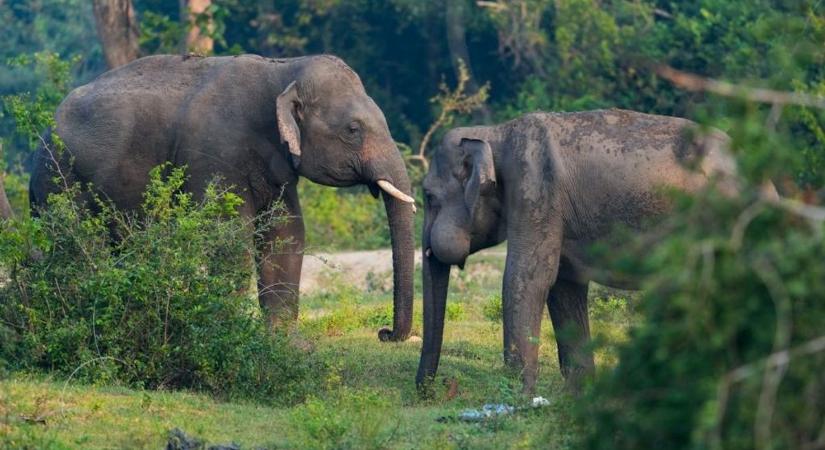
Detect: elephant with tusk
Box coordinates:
(29, 54, 416, 342)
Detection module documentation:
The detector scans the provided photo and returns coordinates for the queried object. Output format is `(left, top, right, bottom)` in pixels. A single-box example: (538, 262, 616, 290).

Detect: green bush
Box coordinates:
(482, 295, 503, 322)
(578, 189, 825, 449)
(0, 165, 325, 404)
(286, 387, 400, 450)
(566, 4, 824, 443)
(445, 302, 465, 322)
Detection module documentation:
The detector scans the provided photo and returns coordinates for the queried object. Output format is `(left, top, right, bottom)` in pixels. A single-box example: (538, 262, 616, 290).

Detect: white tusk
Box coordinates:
(377, 180, 416, 206)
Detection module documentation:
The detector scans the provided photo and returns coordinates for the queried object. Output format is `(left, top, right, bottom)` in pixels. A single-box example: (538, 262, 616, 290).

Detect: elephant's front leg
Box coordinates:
(502, 223, 563, 393)
(547, 277, 594, 393)
(257, 188, 305, 329)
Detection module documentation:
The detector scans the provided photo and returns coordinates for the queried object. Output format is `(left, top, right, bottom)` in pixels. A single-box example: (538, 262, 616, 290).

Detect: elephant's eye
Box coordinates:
(348, 121, 361, 134)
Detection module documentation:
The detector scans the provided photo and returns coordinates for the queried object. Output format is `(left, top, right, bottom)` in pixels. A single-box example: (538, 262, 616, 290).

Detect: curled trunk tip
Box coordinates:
(378, 326, 409, 342)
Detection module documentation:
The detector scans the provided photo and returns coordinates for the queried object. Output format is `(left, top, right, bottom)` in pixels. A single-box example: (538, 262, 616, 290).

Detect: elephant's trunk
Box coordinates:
(416, 213, 451, 387)
(373, 152, 415, 343)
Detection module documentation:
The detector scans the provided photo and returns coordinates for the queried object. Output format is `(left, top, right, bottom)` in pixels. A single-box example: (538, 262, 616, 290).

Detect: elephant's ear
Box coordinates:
(460, 137, 496, 222)
(276, 81, 303, 170)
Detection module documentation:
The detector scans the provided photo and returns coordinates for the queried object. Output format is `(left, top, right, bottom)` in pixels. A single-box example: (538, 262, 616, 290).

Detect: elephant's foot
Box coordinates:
(261, 290, 300, 330)
(265, 317, 315, 352)
(265, 310, 298, 330)
(521, 372, 538, 396)
(560, 363, 593, 395)
(504, 349, 539, 396)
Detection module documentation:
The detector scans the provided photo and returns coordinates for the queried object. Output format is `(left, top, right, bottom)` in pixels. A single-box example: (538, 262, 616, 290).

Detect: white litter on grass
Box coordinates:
(531, 396, 550, 407)
(456, 397, 551, 422)
(458, 404, 515, 422)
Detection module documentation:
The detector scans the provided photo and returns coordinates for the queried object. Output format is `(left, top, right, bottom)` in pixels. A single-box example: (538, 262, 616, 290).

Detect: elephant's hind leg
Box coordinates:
(547, 277, 594, 393)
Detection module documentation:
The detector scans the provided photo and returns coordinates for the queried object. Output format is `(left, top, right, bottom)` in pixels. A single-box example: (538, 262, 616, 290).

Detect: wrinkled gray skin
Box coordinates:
(30, 54, 415, 342)
(417, 109, 740, 393)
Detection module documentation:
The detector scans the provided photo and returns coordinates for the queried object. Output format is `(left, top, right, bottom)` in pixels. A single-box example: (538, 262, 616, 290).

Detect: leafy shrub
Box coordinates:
(482, 295, 503, 322)
(286, 388, 400, 450)
(0, 165, 325, 404)
(579, 189, 825, 450)
(589, 293, 635, 326)
(445, 302, 465, 321)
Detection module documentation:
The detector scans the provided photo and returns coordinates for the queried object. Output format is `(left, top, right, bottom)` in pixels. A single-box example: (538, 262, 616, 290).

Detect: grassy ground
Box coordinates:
(0, 251, 637, 449)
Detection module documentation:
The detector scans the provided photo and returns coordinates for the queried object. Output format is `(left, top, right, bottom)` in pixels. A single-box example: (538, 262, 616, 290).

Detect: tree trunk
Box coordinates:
(93, 0, 140, 69)
(182, 0, 214, 54)
(0, 144, 13, 220)
(445, 0, 492, 123)
(0, 172, 12, 220)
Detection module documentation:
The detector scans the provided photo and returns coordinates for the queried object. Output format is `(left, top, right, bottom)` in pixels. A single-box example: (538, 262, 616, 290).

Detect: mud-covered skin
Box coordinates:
(417, 109, 738, 393)
(30, 54, 415, 342)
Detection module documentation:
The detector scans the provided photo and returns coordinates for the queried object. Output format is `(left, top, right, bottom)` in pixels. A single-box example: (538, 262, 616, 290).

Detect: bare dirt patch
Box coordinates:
(300, 248, 417, 294)
(300, 247, 506, 294)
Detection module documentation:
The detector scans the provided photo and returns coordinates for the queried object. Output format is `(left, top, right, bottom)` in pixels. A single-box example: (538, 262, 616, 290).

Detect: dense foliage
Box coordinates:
(0, 166, 325, 404)
(3, 0, 824, 248)
(579, 189, 824, 449)
(0, 1, 823, 448)
(574, 82, 825, 450)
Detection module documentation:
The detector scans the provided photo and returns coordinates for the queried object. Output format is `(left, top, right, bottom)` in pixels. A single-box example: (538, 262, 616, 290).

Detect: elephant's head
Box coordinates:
(276, 56, 415, 342)
(423, 131, 504, 267)
(417, 129, 505, 387)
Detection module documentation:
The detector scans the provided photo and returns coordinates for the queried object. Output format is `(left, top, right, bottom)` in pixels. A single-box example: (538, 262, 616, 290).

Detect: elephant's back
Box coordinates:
(537, 109, 736, 192)
(57, 54, 282, 121)
(54, 56, 273, 180)
(540, 109, 696, 159)
(66, 54, 274, 98)
(50, 56, 241, 208)
(532, 110, 738, 240)
(55, 56, 206, 153)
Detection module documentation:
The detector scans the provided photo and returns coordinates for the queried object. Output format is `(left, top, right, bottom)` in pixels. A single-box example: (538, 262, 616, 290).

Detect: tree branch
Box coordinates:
(655, 64, 825, 109)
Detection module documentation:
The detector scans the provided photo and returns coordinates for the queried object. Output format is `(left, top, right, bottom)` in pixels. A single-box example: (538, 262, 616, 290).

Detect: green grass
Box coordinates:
(0, 252, 637, 449)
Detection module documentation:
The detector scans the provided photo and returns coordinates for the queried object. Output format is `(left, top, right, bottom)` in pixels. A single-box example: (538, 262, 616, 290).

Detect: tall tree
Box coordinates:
(0, 174, 11, 220)
(445, 0, 492, 122)
(92, 0, 140, 69)
(182, 0, 213, 54)
(0, 144, 13, 220)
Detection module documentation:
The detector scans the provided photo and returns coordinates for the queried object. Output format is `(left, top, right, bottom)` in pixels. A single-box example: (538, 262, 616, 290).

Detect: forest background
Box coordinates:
(0, 1, 823, 449)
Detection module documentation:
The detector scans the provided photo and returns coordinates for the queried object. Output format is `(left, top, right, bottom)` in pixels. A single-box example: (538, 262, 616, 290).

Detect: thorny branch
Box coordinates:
(751, 258, 793, 450)
(409, 59, 489, 171)
(688, 194, 824, 448)
(655, 64, 825, 109)
(727, 335, 825, 384)
(712, 333, 825, 448)
(37, 132, 70, 192)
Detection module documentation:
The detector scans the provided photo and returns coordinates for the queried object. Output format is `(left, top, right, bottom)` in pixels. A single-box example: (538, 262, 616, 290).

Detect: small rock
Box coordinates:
(166, 428, 241, 450)
(166, 428, 203, 450)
